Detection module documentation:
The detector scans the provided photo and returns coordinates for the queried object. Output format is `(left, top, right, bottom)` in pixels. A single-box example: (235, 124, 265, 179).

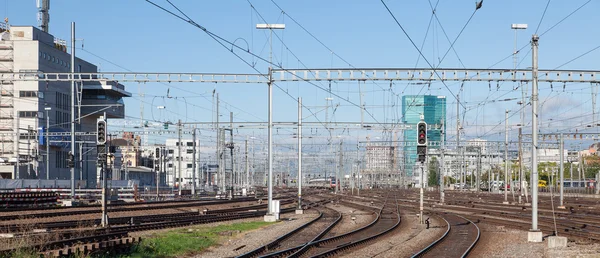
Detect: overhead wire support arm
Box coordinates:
(271, 68, 600, 83)
(0, 72, 267, 83)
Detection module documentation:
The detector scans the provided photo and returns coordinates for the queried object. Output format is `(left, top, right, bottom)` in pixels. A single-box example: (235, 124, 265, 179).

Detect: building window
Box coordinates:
(19, 91, 37, 97)
(186, 142, 194, 147)
(19, 132, 36, 140)
(175, 142, 179, 146)
(187, 163, 193, 168)
(168, 149, 174, 154)
(168, 164, 173, 168)
(186, 149, 193, 154)
(18, 111, 37, 118)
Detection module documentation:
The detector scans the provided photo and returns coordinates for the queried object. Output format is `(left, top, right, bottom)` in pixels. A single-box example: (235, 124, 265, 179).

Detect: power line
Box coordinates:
(380, 0, 467, 111)
(535, 0, 552, 34)
(145, 0, 385, 131)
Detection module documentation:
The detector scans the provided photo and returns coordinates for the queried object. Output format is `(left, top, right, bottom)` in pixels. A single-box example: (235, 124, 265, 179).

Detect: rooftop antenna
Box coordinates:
(36, 0, 50, 33)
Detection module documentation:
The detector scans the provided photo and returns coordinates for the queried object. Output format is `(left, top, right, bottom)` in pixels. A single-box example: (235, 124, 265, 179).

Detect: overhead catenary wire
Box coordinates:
(145, 0, 385, 133)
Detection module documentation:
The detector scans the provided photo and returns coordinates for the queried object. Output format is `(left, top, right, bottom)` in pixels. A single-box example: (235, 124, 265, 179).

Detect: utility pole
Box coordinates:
(519, 126, 524, 203)
(156, 148, 160, 199)
(338, 140, 343, 194)
(440, 119, 445, 203)
(357, 143, 361, 196)
(297, 97, 303, 213)
(177, 119, 182, 196)
(529, 34, 542, 242)
(245, 136, 249, 196)
(457, 95, 462, 190)
(191, 126, 197, 196)
(229, 112, 235, 199)
(216, 93, 220, 193)
(559, 133, 564, 208)
(70, 22, 76, 199)
(27, 126, 31, 178)
(504, 110, 509, 204)
(45, 107, 50, 180)
(477, 148, 481, 192)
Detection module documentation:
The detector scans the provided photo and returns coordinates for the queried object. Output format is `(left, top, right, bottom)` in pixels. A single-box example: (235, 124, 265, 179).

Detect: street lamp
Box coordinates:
(511, 23, 527, 204)
(44, 107, 51, 180)
(256, 23, 285, 221)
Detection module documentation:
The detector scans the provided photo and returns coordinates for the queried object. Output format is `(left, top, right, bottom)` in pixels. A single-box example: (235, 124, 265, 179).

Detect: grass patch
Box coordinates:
(118, 221, 273, 258)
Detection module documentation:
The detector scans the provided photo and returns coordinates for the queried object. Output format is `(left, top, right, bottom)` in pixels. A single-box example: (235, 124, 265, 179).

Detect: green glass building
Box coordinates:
(402, 95, 446, 177)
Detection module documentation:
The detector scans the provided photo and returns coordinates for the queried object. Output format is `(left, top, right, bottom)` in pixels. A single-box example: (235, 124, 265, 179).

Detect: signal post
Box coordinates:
(417, 116, 427, 224)
(97, 115, 109, 227)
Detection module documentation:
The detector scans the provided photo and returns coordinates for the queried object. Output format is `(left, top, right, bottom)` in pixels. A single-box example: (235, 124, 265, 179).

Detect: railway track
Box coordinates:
(237, 205, 341, 258)
(4, 197, 323, 257)
(286, 194, 400, 258)
(411, 213, 480, 258)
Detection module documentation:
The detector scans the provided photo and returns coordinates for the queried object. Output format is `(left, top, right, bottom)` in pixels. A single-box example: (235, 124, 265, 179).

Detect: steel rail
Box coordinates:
(254, 206, 342, 258)
(411, 213, 480, 258)
(308, 196, 401, 257)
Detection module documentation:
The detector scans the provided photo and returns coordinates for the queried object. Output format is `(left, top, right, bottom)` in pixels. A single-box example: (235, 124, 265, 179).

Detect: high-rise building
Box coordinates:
(402, 95, 446, 184)
(0, 24, 130, 186)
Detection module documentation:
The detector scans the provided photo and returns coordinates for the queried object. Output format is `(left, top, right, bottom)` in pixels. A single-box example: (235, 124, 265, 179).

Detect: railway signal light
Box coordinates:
(417, 121, 427, 163)
(155, 148, 160, 158)
(96, 119, 107, 146)
(417, 121, 427, 146)
(67, 152, 75, 168)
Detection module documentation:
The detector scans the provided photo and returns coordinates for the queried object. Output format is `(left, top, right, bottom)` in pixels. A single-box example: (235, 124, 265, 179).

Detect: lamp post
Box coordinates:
(256, 23, 285, 221)
(512, 23, 527, 204)
(44, 107, 51, 180)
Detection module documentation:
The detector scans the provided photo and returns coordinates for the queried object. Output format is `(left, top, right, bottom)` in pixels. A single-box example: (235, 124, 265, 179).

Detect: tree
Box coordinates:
(428, 157, 440, 186)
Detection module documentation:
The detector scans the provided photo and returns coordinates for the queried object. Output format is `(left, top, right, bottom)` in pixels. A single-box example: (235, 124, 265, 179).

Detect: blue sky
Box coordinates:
(3, 0, 599, 148)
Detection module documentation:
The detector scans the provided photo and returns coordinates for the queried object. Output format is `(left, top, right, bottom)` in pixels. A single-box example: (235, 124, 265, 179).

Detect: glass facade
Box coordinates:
(402, 95, 446, 176)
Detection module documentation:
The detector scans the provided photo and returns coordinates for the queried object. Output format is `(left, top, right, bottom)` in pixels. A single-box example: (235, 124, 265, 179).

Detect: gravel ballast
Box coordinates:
(192, 211, 318, 258)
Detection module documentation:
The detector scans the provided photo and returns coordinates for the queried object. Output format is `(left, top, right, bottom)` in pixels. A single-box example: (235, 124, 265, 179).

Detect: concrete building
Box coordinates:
(0, 24, 130, 186)
(164, 138, 200, 188)
(522, 149, 568, 167)
(467, 138, 488, 154)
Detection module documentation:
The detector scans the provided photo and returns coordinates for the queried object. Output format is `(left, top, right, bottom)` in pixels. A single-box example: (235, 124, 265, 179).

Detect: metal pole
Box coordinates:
(267, 75, 274, 214)
(216, 93, 220, 192)
(338, 140, 343, 193)
(531, 34, 540, 232)
(46, 110, 50, 180)
(440, 119, 445, 203)
(457, 95, 462, 190)
(559, 133, 564, 207)
(229, 112, 234, 199)
(420, 165, 424, 224)
(192, 126, 197, 196)
(504, 110, 509, 203)
(245, 136, 249, 195)
(267, 27, 274, 215)
(156, 151, 159, 199)
(297, 97, 302, 209)
(27, 126, 31, 178)
(177, 119, 182, 196)
(70, 22, 76, 198)
(357, 143, 360, 196)
(519, 127, 524, 203)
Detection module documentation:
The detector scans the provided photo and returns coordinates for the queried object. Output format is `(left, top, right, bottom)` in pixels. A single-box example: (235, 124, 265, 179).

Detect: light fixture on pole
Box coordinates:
(511, 23, 527, 205)
(256, 23, 285, 222)
(44, 107, 51, 180)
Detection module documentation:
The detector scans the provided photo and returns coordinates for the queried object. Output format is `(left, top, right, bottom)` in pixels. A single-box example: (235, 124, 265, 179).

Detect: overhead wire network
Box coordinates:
(144, 0, 389, 136)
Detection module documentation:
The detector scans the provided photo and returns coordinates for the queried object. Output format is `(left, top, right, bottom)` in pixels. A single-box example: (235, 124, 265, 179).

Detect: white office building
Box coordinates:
(0, 23, 130, 186)
(164, 138, 200, 188)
